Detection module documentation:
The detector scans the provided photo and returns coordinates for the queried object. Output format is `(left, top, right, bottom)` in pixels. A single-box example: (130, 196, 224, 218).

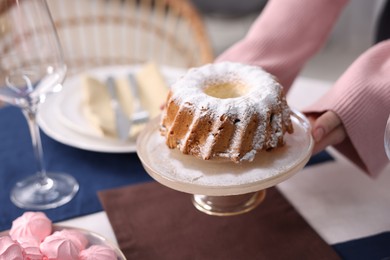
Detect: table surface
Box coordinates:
(58, 148, 390, 246)
(3, 76, 390, 249)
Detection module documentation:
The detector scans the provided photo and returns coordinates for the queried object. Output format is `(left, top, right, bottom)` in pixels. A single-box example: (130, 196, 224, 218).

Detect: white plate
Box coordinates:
(37, 65, 184, 153)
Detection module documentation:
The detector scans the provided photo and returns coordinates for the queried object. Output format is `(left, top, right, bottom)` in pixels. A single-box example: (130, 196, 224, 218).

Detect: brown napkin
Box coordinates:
(98, 182, 340, 260)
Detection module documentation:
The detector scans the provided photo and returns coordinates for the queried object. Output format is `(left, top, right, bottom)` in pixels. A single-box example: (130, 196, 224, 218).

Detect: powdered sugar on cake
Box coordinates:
(160, 62, 293, 163)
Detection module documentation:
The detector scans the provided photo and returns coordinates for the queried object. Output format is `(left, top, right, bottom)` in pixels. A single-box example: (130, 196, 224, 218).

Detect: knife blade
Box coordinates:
(106, 76, 131, 141)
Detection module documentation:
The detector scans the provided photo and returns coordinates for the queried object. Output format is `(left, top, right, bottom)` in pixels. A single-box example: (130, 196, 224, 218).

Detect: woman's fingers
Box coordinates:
(307, 111, 346, 154)
(312, 124, 346, 154)
(311, 111, 342, 142)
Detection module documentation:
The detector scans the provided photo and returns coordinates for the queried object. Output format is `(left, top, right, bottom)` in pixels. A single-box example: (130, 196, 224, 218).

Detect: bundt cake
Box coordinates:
(159, 62, 294, 163)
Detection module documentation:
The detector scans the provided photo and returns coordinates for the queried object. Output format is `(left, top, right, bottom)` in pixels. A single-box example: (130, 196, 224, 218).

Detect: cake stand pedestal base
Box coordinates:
(192, 190, 266, 216)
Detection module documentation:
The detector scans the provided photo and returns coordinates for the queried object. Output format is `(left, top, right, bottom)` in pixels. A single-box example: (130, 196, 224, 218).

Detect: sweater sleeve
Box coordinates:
(215, 0, 390, 176)
(216, 0, 349, 91)
(304, 40, 390, 177)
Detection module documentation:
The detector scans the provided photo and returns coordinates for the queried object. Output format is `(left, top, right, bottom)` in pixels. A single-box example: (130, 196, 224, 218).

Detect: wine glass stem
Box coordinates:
(22, 108, 50, 187)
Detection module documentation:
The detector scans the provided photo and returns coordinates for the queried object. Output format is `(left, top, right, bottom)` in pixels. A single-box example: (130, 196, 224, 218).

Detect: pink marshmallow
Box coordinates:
(0, 236, 24, 260)
(10, 212, 52, 242)
(40, 234, 79, 260)
(51, 229, 88, 251)
(16, 236, 44, 260)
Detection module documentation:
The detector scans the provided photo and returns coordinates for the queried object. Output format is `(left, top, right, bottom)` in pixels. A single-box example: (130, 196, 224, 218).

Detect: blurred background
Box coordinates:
(191, 0, 387, 82)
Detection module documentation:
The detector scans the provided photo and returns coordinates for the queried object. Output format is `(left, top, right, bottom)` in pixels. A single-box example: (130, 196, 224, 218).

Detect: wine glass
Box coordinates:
(385, 115, 390, 160)
(0, 0, 79, 209)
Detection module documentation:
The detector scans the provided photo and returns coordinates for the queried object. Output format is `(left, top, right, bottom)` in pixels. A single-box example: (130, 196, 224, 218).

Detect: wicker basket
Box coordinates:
(47, 0, 214, 76)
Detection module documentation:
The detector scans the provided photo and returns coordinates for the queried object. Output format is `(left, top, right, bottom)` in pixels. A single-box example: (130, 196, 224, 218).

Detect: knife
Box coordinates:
(106, 76, 131, 141)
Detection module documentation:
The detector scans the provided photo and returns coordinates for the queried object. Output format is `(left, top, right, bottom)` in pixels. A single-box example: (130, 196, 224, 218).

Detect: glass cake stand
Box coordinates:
(137, 110, 313, 216)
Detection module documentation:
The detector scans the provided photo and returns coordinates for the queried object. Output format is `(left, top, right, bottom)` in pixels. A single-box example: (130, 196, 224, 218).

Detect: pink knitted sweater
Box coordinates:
(216, 0, 390, 177)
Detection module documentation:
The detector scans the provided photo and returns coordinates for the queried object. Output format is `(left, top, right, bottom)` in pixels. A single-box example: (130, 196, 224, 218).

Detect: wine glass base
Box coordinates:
(192, 190, 266, 216)
(10, 172, 79, 210)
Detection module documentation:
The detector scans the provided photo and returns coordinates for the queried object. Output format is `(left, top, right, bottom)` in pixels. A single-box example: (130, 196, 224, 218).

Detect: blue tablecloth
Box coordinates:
(333, 232, 390, 260)
(0, 106, 152, 230)
(0, 105, 332, 231)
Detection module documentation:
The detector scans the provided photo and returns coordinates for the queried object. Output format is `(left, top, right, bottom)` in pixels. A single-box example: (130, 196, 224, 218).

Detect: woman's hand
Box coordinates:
(306, 111, 346, 154)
